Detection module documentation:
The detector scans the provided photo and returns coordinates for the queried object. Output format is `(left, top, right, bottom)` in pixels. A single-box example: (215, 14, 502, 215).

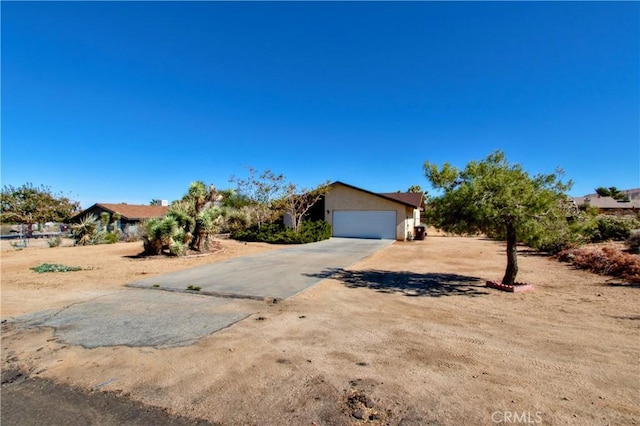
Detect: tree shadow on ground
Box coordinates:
(304, 269, 489, 297)
(607, 281, 640, 288)
(518, 249, 553, 258)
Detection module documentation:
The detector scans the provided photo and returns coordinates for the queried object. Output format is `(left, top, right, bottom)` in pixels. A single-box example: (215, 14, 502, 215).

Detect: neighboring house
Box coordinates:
(573, 188, 640, 216)
(310, 181, 424, 241)
(69, 203, 169, 232)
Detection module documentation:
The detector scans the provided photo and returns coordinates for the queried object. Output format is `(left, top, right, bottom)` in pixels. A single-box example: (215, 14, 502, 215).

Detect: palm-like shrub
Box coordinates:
(142, 181, 221, 255)
(142, 216, 181, 255)
(72, 214, 105, 245)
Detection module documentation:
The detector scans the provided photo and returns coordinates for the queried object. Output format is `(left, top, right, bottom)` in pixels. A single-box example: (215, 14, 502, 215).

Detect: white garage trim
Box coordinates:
(332, 211, 396, 240)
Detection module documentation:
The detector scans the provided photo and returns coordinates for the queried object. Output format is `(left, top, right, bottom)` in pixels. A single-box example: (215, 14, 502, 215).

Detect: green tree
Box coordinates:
(424, 151, 572, 285)
(407, 185, 422, 193)
(1, 183, 80, 225)
(594, 186, 629, 201)
(218, 189, 251, 209)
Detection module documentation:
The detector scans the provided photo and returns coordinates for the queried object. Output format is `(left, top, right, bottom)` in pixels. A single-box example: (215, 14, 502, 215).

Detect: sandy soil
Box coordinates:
(1, 235, 638, 425)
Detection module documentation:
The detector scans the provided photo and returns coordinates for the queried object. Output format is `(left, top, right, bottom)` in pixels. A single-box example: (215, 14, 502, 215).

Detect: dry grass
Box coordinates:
(558, 246, 640, 283)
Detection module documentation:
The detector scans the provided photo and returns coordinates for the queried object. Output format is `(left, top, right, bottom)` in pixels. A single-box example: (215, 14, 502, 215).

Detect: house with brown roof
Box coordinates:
(69, 203, 169, 232)
(310, 182, 424, 241)
(573, 188, 640, 216)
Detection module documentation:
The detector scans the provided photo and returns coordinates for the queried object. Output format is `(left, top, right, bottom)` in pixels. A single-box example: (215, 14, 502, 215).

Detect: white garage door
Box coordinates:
(333, 211, 396, 240)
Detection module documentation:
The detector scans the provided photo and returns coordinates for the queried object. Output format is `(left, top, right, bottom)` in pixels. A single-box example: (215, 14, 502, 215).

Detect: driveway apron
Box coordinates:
(11, 238, 392, 349)
(127, 238, 393, 299)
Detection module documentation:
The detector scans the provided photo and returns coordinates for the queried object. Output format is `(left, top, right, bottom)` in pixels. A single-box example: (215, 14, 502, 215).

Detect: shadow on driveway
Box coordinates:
(305, 268, 489, 297)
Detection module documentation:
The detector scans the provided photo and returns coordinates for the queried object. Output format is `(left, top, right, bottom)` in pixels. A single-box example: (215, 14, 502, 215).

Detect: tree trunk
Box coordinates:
(190, 219, 203, 251)
(502, 223, 518, 285)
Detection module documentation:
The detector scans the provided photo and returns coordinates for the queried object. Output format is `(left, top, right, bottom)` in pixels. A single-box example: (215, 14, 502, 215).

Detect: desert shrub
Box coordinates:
(141, 216, 179, 255)
(122, 224, 143, 242)
(627, 230, 640, 254)
(31, 263, 82, 273)
(519, 204, 594, 254)
(221, 208, 251, 234)
(104, 232, 120, 244)
(169, 240, 187, 256)
(557, 246, 640, 282)
(233, 220, 331, 244)
(587, 215, 640, 242)
(522, 217, 583, 254)
(71, 214, 105, 245)
(47, 236, 62, 248)
(298, 220, 332, 242)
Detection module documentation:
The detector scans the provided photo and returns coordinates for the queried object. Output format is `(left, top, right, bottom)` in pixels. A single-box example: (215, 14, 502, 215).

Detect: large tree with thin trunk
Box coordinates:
(424, 151, 571, 285)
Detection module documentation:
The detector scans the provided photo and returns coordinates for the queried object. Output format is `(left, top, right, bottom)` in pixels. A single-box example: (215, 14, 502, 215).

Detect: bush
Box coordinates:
(520, 208, 589, 254)
(233, 220, 332, 244)
(557, 247, 640, 282)
(31, 263, 82, 273)
(585, 215, 640, 242)
(222, 208, 251, 234)
(71, 214, 105, 245)
(522, 220, 581, 254)
(104, 232, 120, 244)
(47, 236, 62, 248)
(627, 230, 640, 254)
(169, 240, 187, 256)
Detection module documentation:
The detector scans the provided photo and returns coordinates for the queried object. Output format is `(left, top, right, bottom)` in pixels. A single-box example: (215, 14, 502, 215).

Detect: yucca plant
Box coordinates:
(71, 214, 104, 245)
(142, 181, 221, 256)
(100, 212, 110, 232)
(142, 216, 181, 255)
(191, 206, 222, 251)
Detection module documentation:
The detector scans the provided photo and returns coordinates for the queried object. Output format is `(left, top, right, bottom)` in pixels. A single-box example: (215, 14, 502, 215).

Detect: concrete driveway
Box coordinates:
(128, 238, 393, 299)
(13, 238, 392, 349)
(17, 290, 253, 349)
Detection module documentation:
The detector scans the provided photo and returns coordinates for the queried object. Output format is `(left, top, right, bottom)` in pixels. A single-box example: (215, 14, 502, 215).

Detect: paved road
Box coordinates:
(1, 369, 214, 426)
(128, 238, 393, 299)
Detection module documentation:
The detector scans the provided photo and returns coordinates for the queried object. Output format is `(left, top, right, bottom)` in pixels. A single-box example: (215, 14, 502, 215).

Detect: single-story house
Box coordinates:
(69, 203, 169, 232)
(310, 181, 424, 241)
(573, 191, 640, 217)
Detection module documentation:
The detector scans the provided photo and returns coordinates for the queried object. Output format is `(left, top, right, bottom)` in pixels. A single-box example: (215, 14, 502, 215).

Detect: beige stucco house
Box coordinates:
(322, 182, 423, 241)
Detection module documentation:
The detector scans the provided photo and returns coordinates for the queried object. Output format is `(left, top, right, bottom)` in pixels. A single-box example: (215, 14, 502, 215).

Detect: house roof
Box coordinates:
(580, 188, 640, 200)
(572, 196, 640, 209)
(331, 181, 423, 209)
(80, 203, 169, 220)
(378, 192, 424, 209)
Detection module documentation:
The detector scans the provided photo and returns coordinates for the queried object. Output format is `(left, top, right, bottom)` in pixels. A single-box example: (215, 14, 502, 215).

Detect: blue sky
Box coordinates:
(2, 2, 638, 208)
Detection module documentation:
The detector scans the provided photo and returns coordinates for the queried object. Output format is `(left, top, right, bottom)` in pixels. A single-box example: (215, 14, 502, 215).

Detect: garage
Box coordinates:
(322, 182, 424, 241)
(332, 210, 397, 240)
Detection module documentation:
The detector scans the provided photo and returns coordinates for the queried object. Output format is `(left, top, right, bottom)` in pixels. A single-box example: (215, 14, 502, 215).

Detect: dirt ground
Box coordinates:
(1, 234, 638, 425)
